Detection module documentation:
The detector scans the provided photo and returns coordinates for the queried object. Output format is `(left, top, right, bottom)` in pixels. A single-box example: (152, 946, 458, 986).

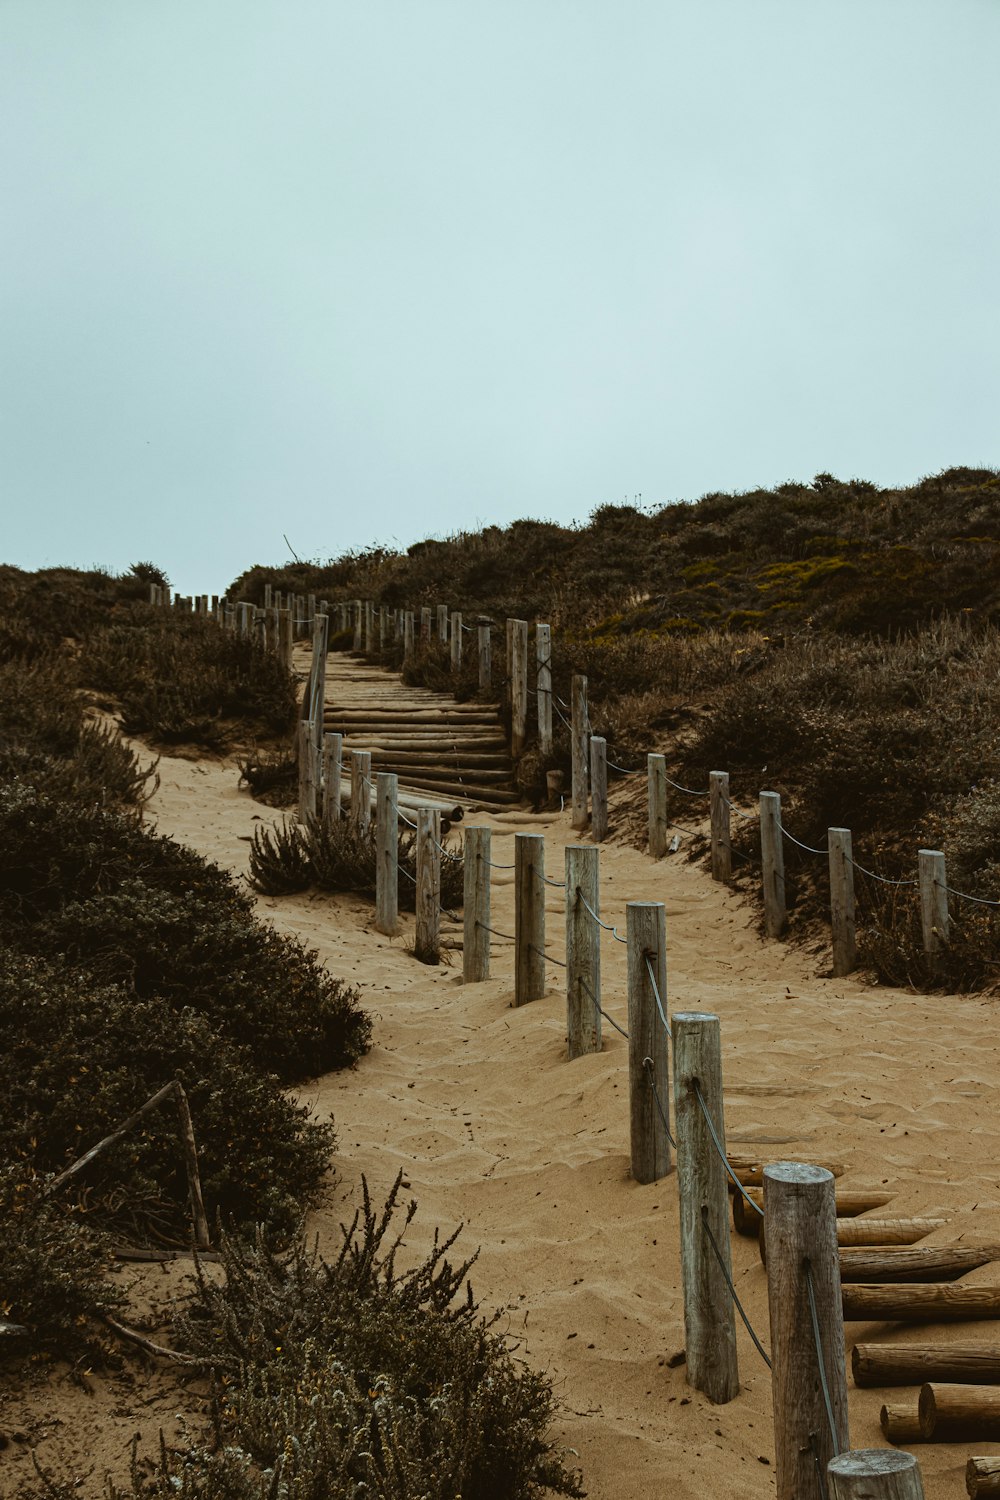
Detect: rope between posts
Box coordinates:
(576, 889, 628, 944)
(778, 822, 830, 857)
(936, 879, 1000, 908)
(691, 1081, 764, 1218)
(804, 1261, 842, 1456)
(579, 975, 630, 1040)
(642, 1058, 676, 1147)
(643, 955, 671, 1038)
(845, 855, 917, 887)
(700, 1207, 772, 1369)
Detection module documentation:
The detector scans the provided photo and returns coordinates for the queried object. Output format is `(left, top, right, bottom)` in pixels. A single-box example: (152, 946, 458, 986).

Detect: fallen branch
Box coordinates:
(101, 1315, 200, 1365)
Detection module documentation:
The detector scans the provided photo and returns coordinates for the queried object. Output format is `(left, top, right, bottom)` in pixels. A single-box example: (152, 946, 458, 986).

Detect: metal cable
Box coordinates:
(664, 773, 710, 798)
(486, 857, 516, 870)
(542, 874, 567, 889)
(935, 879, 1000, 908)
(579, 975, 630, 1040)
(397, 809, 418, 829)
(433, 838, 463, 864)
(804, 1261, 842, 1456)
(643, 1058, 676, 1147)
(530, 944, 567, 968)
(399, 865, 417, 883)
(701, 1207, 772, 1369)
(691, 1081, 764, 1218)
(476, 920, 515, 943)
(608, 759, 640, 775)
(778, 822, 829, 857)
(844, 855, 916, 887)
(721, 793, 757, 822)
(643, 955, 671, 1039)
(576, 889, 628, 944)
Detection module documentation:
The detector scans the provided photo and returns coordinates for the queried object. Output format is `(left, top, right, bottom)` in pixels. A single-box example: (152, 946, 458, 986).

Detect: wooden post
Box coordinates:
(626, 902, 671, 1183)
(298, 720, 317, 822)
(451, 611, 462, 673)
(571, 674, 589, 830)
(647, 753, 668, 858)
(673, 1012, 739, 1403)
(308, 612, 329, 749)
(759, 791, 787, 938)
(350, 751, 372, 834)
(420, 605, 432, 641)
(514, 832, 545, 1006)
(536, 623, 553, 757)
(307, 593, 316, 629)
(463, 826, 491, 982)
(403, 610, 415, 662)
(565, 845, 600, 1058)
(225, 602, 236, 630)
(171, 1081, 211, 1251)
(352, 600, 363, 651)
(238, 602, 252, 636)
(590, 736, 608, 842)
(415, 809, 441, 964)
(379, 605, 389, 652)
(828, 1452, 925, 1500)
(511, 619, 529, 757)
(829, 828, 858, 976)
(322, 733, 343, 827)
(505, 619, 514, 707)
(264, 583, 272, 609)
(478, 624, 491, 691)
(364, 601, 375, 655)
(280, 607, 293, 668)
(375, 773, 399, 936)
(709, 771, 731, 882)
(437, 603, 449, 642)
(764, 1164, 849, 1500)
(967, 1458, 1000, 1497)
(918, 849, 948, 955)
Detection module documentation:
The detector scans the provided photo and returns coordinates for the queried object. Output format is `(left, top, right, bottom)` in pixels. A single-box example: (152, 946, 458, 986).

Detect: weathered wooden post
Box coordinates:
(918, 849, 948, 956)
(225, 602, 236, 630)
(590, 736, 608, 843)
(505, 619, 514, 707)
(238, 602, 252, 636)
(350, 750, 372, 834)
(514, 832, 545, 1006)
(364, 601, 375, 655)
(264, 583, 272, 609)
(648, 753, 668, 858)
(148, 582, 158, 605)
(759, 791, 787, 938)
(378, 605, 388, 652)
(322, 732, 342, 827)
(965, 1458, 1000, 1498)
(827, 1452, 925, 1500)
(308, 612, 329, 750)
(478, 624, 491, 691)
(415, 808, 441, 964)
(709, 771, 731, 882)
(352, 600, 363, 651)
(463, 825, 491, 982)
(566, 845, 600, 1057)
(571, 674, 589, 830)
(403, 610, 415, 662)
(307, 593, 316, 630)
(828, 828, 858, 976)
(764, 1163, 849, 1500)
(437, 603, 449, 642)
(375, 773, 399, 936)
(626, 902, 670, 1183)
(420, 605, 432, 641)
(450, 611, 462, 673)
(673, 1012, 739, 1403)
(536, 623, 553, 757)
(511, 619, 529, 757)
(298, 720, 317, 822)
(280, 607, 293, 668)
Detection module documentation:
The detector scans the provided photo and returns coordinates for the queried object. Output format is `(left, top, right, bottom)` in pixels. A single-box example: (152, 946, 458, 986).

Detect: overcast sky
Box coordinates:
(2, 2, 998, 595)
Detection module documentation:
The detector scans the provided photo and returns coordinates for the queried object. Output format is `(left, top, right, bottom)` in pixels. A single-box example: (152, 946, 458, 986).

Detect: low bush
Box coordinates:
(237, 743, 298, 806)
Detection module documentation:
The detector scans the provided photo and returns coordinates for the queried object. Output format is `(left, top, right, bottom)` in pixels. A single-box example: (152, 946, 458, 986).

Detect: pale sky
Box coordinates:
(2, 1, 998, 595)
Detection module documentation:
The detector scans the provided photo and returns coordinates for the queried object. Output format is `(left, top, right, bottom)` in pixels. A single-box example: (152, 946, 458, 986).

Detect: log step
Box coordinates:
(839, 1247, 999, 1283)
(967, 1456, 1000, 1497)
(920, 1382, 1000, 1440)
(736, 1186, 894, 1236)
(854, 1341, 1000, 1388)
(843, 1283, 1000, 1322)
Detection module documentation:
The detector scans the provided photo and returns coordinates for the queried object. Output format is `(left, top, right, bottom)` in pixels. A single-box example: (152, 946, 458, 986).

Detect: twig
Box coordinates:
(100, 1314, 200, 1365)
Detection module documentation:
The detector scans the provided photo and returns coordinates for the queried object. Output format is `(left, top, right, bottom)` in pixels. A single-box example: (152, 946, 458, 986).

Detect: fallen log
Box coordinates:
(726, 1155, 846, 1190)
(881, 1400, 925, 1444)
(735, 1185, 894, 1236)
(854, 1343, 1000, 1388)
(843, 1284, 1000, 1322)
(967, 1457, 1000, 1497)
(839, 1247, 1000, 1283)
(919, 1382, 1000, 1440)
(760, 1217, 948, 1261)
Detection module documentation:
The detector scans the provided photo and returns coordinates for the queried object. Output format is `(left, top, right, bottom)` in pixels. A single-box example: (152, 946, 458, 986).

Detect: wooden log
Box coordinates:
(648, 753, 668, 858)
(854, 1342, 1000, 1388)
(420, 605, 432, 641)
(828, 1451, 925, 1499)
(626, 902, 671, 1184)
(308, 613, 329, 748)
(881, 1400, 924, 1444)
(967, 1457, 1000, 1497)
(571, 674, 589, 830)
(436, 603, 449, 643)
(379, 604, 389, 651)
(536, 623, 553, 757)
(844, 1284, 1000, 1322)
(709, 770, 731, 882)
(172, 1081, 211, 1250)
(505, 618, 514, 707)
(590, 736, 608, 843)
(565, 845, 600, 1058)
(450, 611, 462, 672)
(322, 733, 343, 828)
(729, 1157, 846, 1190)
(764, 1165, 849, 1499)
(404, 610, 415, 661)
(840, 1247, 999, 1284)
(326, 709, 501, 725)
(837, 1219, 948, 1248)
(350, 751, 371, 834)
(463, 826, 491, 983)
(375, 773, 398, 937)
(298, 720, 317, 822)
(674, 1011, 739, 1403)
(759, 790, 787, 938)
(478, 623, 491, 691)
(367, 750, 511, 769)
(355, 763, 512, 786)
(919, 1382, 1000, 1440)
(739, 1185, 895, 1235)
(514, 832, 545, 1006)
(918, 849, 949, 956)
(511, 619, 529, 757)
(414, 809, 441, 964)
(829, 827, 858, 976)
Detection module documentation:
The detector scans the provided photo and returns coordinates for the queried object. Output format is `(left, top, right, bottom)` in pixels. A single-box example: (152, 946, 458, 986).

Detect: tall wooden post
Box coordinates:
(298, 720, 317, 823)
(308, 613, 329, 749)
(626, 902, 670, 1183)
(280, 607, 293, 668)
(829, 828, 857, 976)
(673, 1012, 739, 1404)
(514, 832, 545, 1006)
(505, 619, 514, 707)
(536, 623, 553, 757)
(364, 601, 375, 655)
(827, 1452, 925, 1500)
(463, 826, 491, 982)
(765, 1164, 849, 1500)
(511, 619, 529, 757)
(352, 601, 363, 651)
(375, 773, 399, 936)
(451, 611, 462, 673)
(566, 845, 600, 1058)
(420, 605, 432, 641)
(437, 603, 449, 642)
(590, 736, 608, 842)
(307, 593, 316, 630)
(350, 751, 371, 834)
(759, 791, 787, 938)
(648, 753, 668, 858)
(379, 605, 389, 652)
(322, 732, 342, 828)
(415, 809, 441, 964)
(571, 674, 589, 830)
(263, 583, 272, 609)
(478, 624, 491, 691)
(918, 849, 948, 955)
(709, 771, 731, 882)
(403, 610, 415, 662)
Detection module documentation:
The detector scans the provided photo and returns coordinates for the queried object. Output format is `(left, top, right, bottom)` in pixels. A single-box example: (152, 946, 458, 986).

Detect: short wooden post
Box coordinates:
(298, 720, 317, 822)
(536, 623, 553, 757)
(225, 602, 236, 630)
(403, 610, 415, 661)
(415, 809, 441, 964)
(759, 790, 787, 938)
(280, 607, 293, 668)
(238, 602, 252, 636)
(379, 605, 389, 652)
(514, 832, 545, 1006)
(511, 619, 529, 757)
(437, 603, 449, 642)
(352, 600, 363, 651)
(364, 601, 375, 655)
(673, 1012, 740, 1403)
(264, 583, 273, 608)
(148, 582, 158, 605)
(451, 611, 462, 672)
(350, 751, 371, 834)
(590, 736, 608, 842)
(648, 753, 668, 858)
(918, 849, 948, 955)
(308, 612, 329, 749)
(307, 593, 316, 629)
(375, 773, 399, 936)
(571, 674, 589, 830)
(463, 826, 491, 982)
(420, 605, 432, 641)
(566, 845, 600, 1057)
(827, 1451, 925, 1500)
(828, 828, 858, 976)
(478, 624, 491, 691)
(626, 902, 670, 1183)
(764, 1164, 850, 1500)
(709, 771, 731, 882)
(322, 733, 342, 827)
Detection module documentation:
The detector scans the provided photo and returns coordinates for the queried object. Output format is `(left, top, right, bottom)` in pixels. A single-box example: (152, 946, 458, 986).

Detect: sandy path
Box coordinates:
(144, 655, 1000, 1500)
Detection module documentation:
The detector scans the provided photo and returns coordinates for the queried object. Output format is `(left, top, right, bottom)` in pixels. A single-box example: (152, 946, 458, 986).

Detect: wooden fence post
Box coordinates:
(514, 832, 545, 1006)
(451, 611, 462, 673)
(827, 1452, 925, 1500)
(626, 901, 670, 1183)
(673, 1012, 739, 1404)
(280, 607, 293, 668)
(379, 605, 389, 653)
(505, 619, 514, 707)
(364, 601, 375, 655)
(590, 736, 608, 842)
(420, 605, 432, 641)
(536, 623, 553, 757)
(375, 773, 399, 936)
(350, 751, 371, 834)
(322, 732, 342, 827)
(566, 845, 600, 1058)
(238, 602, 252, 636)
(709, 771, 731, 882)
(511, 619, 529, 757)
(478, 624, 491, 691)
(225, 602, 236, 631)
(403, 610, 415, 662)
(571, 674, 589, 830)
(918, 849, 948, 955)
(437, 603, 449, 642)
(307, 593, 316, 630)
(759, 791, 787, 938)
(764, 1164, 849, 1500)
(298, 720, 317, 822)
(463, 826, 491, 982)
(308, 613, 329, 749)
(352, 600, 363, 651)
(263, 583, 272, 609)
(648, 753, 668, 858)
(828, 828, 858, 976)
(415, 809, 441, 964)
